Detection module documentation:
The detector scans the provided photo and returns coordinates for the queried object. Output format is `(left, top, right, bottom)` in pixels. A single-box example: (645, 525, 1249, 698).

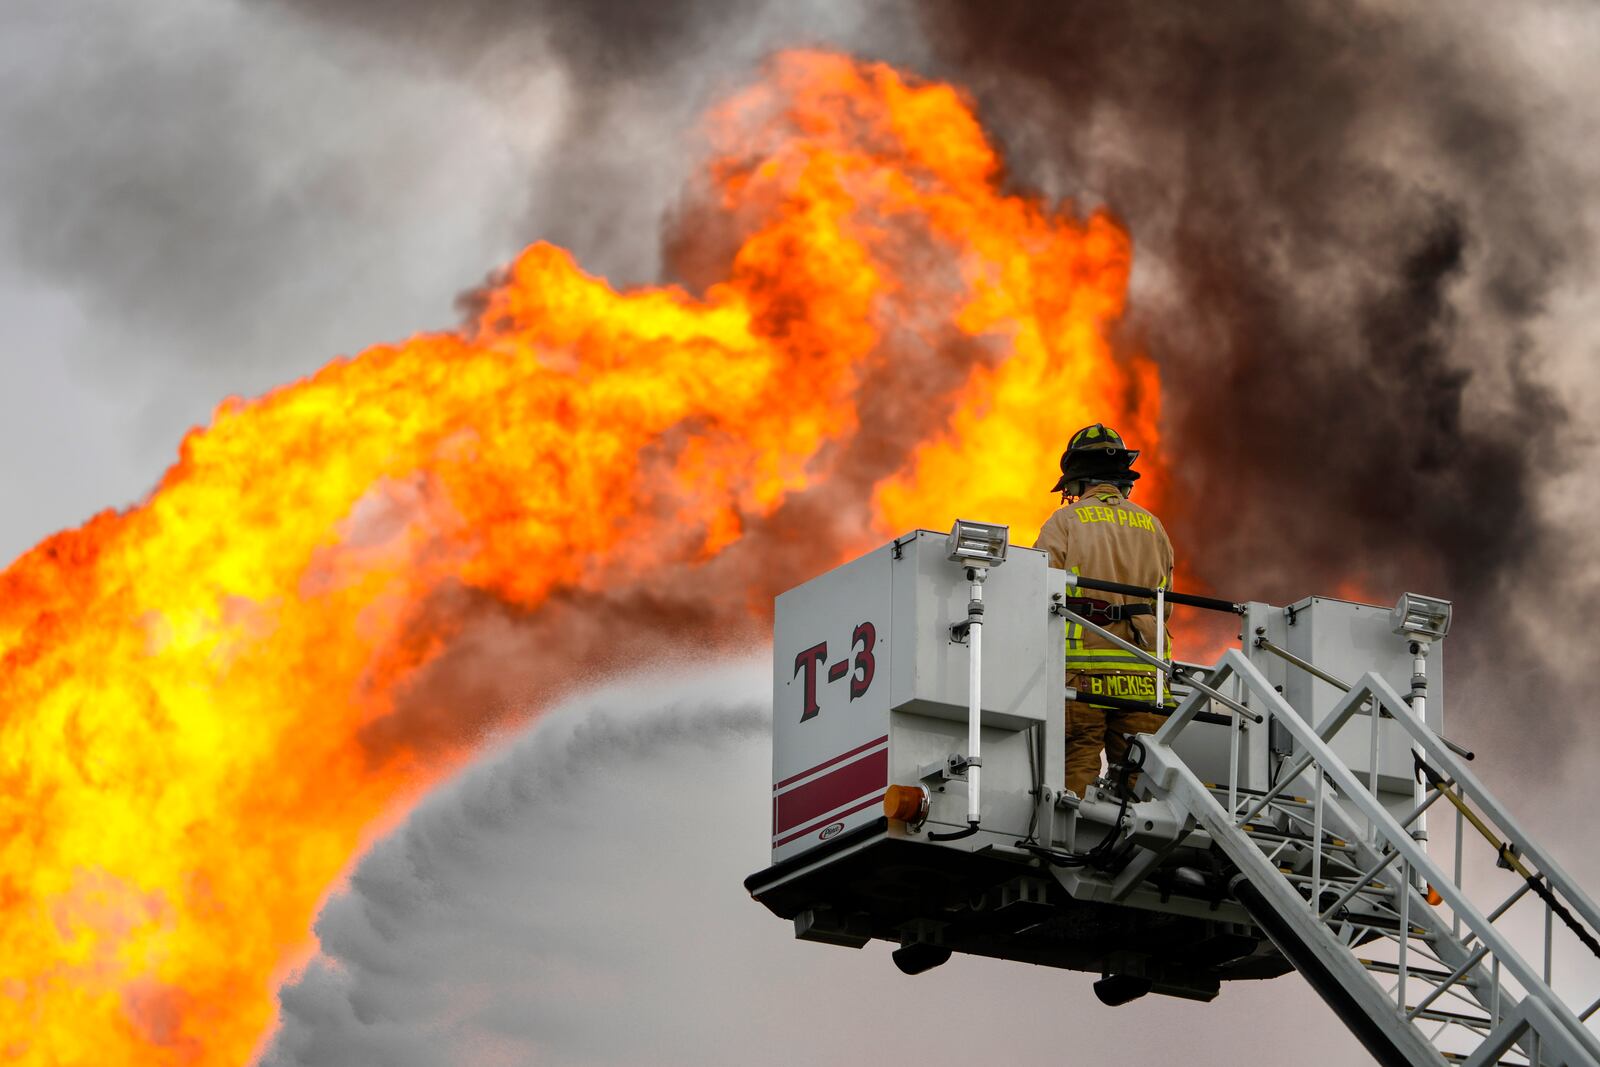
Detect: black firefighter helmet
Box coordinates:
(1052, 423, 1141, 495)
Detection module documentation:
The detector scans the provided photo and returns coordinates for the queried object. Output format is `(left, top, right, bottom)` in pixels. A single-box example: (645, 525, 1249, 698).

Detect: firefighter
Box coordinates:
(1031, 423, 1174, 797)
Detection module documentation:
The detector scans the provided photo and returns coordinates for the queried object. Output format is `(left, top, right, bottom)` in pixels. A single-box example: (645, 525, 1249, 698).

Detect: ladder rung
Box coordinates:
(1359, 958, 1479, 989)
(1248, 827, 1357, 853)
(1335, 913, 1434, 940)
(1208, 783, 1313, 806)
(1406, 1005, 1494, 1031)
(1280, 871, 1392, 893)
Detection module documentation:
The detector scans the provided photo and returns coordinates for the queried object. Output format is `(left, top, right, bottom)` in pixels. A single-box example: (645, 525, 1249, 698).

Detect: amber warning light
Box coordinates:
(884, 784, 930, 824)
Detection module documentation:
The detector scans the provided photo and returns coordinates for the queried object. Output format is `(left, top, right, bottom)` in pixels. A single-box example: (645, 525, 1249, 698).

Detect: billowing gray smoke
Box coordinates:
(262, 0, 928, 289)
(917, 1, 1583, 603)
(912, 2, 1600, 765)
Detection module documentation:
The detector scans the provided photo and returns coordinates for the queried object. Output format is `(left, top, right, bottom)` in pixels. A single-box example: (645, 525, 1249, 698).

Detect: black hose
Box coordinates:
(1092, 738, 1147, 868)
(928, 820, 979, 842)
(1524, 871, 1600, 961)
(1414, 753, 1600, 963)
(1018, 738, 1150, 870)
(1022, 723, 1043, 846)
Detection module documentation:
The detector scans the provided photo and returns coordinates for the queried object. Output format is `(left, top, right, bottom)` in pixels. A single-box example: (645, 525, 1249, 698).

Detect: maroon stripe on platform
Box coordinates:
(772, 748, 888, 835)
(773, 735, 888, 791)
(772, 792, 886, 848)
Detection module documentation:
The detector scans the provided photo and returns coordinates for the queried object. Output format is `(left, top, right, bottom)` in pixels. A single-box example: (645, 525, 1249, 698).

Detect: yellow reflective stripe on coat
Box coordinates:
(1062, 627, 1174, 663)
(1065, 641, 1174, 670)
(1065, 649, 1152, 669)
(1065, 621, 1084, 652)
(1064, 566, 1084, 652)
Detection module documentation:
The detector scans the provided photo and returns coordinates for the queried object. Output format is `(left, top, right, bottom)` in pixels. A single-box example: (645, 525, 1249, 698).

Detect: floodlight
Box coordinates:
(945, 519, 1009, 567)
(1391, 592, 1452, 641)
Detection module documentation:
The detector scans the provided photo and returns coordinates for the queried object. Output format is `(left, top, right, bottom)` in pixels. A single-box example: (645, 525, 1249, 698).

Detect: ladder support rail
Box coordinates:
(1321, 849, 1402, 922)
(1140, 737, 1451, 1067)
(1153, 656, 1242, 746)
(1233, 676, 1398, 827)
(1238, 750, 1517, 1055)
(1461, 995, 1596, 1067)
(1353, 669, 1600, 941)
(1208, 652, 1600, 1065)
(1462, 881, 1538, 950)
(1407, 944, 1493, 1024)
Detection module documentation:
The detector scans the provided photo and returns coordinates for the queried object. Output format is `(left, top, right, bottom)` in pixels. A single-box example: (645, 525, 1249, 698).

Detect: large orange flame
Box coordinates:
(0, 52, 1159, 1063)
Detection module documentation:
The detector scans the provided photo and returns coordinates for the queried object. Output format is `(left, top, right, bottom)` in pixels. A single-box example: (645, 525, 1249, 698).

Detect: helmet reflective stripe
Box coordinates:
(1055, 423, 1139, 494)
(1069, 423, 1123, 450)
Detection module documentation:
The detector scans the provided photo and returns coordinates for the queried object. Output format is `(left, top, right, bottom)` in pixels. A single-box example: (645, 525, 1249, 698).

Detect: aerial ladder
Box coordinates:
(745, 523, 1600, 1067)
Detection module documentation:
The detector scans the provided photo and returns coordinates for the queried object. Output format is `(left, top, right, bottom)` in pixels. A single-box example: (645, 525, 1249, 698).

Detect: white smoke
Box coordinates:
(258, 659, 1378, 1067)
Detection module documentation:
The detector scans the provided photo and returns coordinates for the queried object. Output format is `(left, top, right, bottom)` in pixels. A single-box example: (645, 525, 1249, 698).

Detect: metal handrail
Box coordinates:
(1055, 606, 1264, 725)
(1146, 633, 1600, 1064)
(1356, 670, 1600, 953)
(1210, 651, 1600, 1063)
(1252, 632, 1475, 762)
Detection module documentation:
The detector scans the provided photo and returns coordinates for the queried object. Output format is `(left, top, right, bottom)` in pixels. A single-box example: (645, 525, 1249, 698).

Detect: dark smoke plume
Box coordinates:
(914, 3, 1590, 751)
(918, 2, 1578, 603)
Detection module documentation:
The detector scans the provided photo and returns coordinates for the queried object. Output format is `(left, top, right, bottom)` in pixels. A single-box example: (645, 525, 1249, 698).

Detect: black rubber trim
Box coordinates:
(1069, 574, 1240, 614)
(743, 816, 888, 896)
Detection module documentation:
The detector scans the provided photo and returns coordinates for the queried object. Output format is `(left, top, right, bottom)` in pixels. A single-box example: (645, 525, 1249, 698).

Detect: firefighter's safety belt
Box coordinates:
(1059, 597, 1153, 626)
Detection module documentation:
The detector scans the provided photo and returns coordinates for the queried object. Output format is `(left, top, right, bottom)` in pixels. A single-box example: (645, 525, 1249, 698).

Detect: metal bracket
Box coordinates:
(920, 753, 981, 783)
(949, 620, 971, 644)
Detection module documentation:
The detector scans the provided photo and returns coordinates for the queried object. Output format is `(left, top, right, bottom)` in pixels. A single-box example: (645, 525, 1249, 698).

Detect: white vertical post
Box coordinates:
(1368, 695, 1381, 844)
(1153, 583, 1166, 708)
(1409, 643, 1430, 846)
(1312, 764, 1325, 910)
(1399, 858, 1411, 1010)
(967, 567, 986, 826)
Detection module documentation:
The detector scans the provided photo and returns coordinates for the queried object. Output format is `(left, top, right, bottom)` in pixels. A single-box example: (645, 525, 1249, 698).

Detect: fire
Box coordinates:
(0, 52, 1157, 1063)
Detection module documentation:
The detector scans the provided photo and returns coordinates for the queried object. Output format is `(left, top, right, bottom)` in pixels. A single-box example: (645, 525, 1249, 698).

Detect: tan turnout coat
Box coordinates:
(1031, 482, 1174, 677)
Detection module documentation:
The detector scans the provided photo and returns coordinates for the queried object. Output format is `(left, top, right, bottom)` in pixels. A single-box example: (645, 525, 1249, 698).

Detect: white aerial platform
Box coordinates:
(746, 526, 1600, 1067)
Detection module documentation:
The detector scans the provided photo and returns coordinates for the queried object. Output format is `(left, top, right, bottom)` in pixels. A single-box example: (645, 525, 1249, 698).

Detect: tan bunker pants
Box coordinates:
(1065, 671, 1166, 796)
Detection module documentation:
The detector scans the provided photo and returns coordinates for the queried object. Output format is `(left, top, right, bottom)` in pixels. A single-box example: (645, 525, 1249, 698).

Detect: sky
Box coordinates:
(4, 1, 1600, 1064)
